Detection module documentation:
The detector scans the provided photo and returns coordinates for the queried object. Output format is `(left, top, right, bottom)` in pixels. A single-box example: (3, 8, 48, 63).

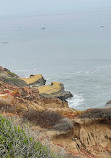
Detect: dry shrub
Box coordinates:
(79, 108, 111, 121)
(0, 96, 14, 112)
(23, 109, 63, 128)
(0, 95, 19, 114)
(0, 97, 28, 114)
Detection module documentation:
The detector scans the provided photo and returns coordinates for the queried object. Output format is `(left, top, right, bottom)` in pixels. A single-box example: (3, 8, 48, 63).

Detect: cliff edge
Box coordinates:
(0, 66, 27, 87)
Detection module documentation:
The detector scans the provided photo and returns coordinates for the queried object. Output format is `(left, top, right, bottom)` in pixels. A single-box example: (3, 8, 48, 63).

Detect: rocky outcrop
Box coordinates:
(105, 100, 111, 107)
(20, 74, 73, 101)
(37, 82, 73, 101)
(21, 74, 46, 87)
(0, 66, 27, 87)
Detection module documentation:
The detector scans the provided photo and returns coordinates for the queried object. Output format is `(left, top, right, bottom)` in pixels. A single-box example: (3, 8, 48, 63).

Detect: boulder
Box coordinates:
(105, 100, 111, 107)
(21, 74, 46, 87)
(0, 66, 27, 87)
(58, 91, 73, 101)
(37, 82, 73, 101)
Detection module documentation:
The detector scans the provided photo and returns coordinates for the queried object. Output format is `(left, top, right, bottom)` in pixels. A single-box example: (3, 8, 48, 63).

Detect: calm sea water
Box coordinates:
(0, 5, 111, 110)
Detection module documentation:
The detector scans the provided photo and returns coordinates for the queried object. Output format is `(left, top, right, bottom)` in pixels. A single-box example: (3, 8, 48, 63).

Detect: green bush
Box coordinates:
(0, 114, 61, 158)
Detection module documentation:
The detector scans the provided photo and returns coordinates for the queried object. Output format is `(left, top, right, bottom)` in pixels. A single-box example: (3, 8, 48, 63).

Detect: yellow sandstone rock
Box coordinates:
(37, 82, 62, 95)
(21, 75, 42, 84)
(21, 74, 46, 87)
(37, 82, 73, 100)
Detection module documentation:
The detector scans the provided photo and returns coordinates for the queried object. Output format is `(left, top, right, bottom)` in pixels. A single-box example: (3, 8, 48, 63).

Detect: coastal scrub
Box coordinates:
(0, 114, 62, 158)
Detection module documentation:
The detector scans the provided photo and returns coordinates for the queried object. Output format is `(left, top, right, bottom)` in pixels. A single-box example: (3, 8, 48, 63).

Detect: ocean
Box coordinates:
(0, 4, 111, 110)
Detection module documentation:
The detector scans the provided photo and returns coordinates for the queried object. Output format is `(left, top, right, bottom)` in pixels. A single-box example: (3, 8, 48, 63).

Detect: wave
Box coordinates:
(15, 69, 29, 72)
(95, 65, 111, 71)
(67, 94, 85, 110)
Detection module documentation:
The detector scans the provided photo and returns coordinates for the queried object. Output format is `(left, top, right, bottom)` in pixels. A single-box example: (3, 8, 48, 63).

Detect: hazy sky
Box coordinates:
(0, 0, 111, 16)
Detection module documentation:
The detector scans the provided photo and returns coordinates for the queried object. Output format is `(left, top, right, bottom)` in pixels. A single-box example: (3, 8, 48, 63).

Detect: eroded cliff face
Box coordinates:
(72, 120, 111, 158)
(51, 109, 111, 158)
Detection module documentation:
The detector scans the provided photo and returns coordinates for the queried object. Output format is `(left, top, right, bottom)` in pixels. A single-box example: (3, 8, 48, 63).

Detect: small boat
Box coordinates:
(100, 25, 104, 28)
(41, 27, 45, 30)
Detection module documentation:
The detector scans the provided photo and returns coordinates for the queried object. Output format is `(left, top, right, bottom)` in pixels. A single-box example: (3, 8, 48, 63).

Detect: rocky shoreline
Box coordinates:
(0, 66, 111, 158)
(21, 75, 73, 101)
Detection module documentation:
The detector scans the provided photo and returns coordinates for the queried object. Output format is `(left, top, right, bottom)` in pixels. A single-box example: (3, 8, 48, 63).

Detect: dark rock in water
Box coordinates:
(58, 91, 73, 101)
(0, 66, 27, 87)
(105, 100, 111, 107)
(53, 118, 73, 131)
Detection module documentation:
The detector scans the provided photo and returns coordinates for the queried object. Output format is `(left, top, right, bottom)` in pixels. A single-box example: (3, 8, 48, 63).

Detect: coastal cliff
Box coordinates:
(0, 66, 111, 158)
